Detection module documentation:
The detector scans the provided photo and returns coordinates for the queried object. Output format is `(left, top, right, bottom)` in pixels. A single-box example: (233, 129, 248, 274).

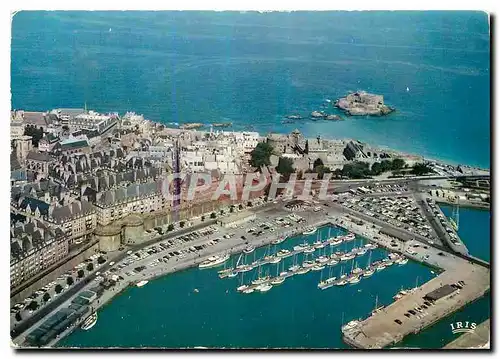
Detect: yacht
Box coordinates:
(311, 264, 325, 271)
(218, 268, 233, 278)
(237, 265, 252, 272)
(289, 265, 300, 273)
(398, 257, 408, 265)
(330, 237, 343, 246)
(293, 243, 309, 251)
(303, 246, 316, 254)
(269, 256, 282, 264)
(136, 280, 149, 287)
(296, 267, 310, 275)
(356, 248, 368, 256)
(279, 271, 288, 277)
(276, 249, 290, 257)
(256, 283, 273, 292)
(364, 243, 378, 250)
(302, 260, 315, 268)
(348, 275, 361, 284)
(270, 276, 285, 285)
(227, 271, 238, 278)
(341, 320, 360, 333)
(81, 312, 98, 331)
(272, 237, 286, 245)
(243, 245, 255, 254)
(376, 262, 386, 271)
(318, 277, 336, 289)
(340, 252, 356, 261)
(199, 253, 230, 269)
(252, 276, 270, 285)
(313, 240, 325, 249)
(242, 288, 254, 294)
(334, 279, 348, 286)
(237, 284, 249, 292)
(352, 267, 363, 275)
(388, 253, 400, 260)
(343, 233, 356, 242)
(316, 256, 330, 264)
(303, 227, 317, 235)
(328, 258, 339, 266)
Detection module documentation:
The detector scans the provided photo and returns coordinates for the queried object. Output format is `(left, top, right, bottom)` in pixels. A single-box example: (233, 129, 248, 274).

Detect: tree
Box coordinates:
(247, 201, 253, 207)
(167, 223, 174, 231)
(313, 158, 324, 169)
(210, 212, 217, 219)
(332, 168, 343, 179)
(97, 256, 106, 264)
(77, 269, 85, 278)
(391, 158, 406, 170)
(411, 163, 434, 176)
(276, 157, 294, 180)
(229, 205, 235, 213)
(24, 125, 44, 147)
(15, 312, 22, 322)
(86, 263, 94, 272)
(315, 165, 332, 180)
(27, 301, 39, 311)
(238, 204, 244, 210)
(220, 209, 224, 215)
(201, 215, 205, 222)
(55, 284, 63, 294)
(43, 292, 50, 302)
(249, 142, 274, 168)
(342, 161, 371, 179)
(179, 221, 185, 228)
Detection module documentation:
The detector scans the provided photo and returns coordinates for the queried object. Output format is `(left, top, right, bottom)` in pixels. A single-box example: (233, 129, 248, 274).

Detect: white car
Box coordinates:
(127, 250, 133, 255)
(109, 262, 115, 266)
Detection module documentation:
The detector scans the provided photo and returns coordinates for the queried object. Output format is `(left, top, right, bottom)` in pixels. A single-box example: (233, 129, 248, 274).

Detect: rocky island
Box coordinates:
(335, 91, 395, 116)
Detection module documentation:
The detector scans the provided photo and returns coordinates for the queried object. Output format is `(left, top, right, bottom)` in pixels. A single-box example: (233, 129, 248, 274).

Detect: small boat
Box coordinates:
(269, 256, 282, 264)
(270, 276, 285, 285)
(352, 267, 363, 275)
(193, 288, 199, 293)
(199, 253, 230, 269)
(237, 285, 249, 292)
(227, 271, 238, 278)
(303, 227, 317, 235)
(242, 288, 254, 294)
(252, 276, 270, 285)
(289, 264, 300, 272)
(335, 279, 348, 286)
(311, 264, 325, 271)
(81, 312, 98, 331)
(313, 240, 325, 249)
(328, 258, 339, 266)
(316, 256, 330, 264)
(276, 249, 290, 257)
(293, 243, 309, 251)
(356, 248, 368, 256)
(272, 237, 286, 245)
(398, 258, 408, 265)
(279, 271, 288, 277)
(348, 275, 361, 284)
(376, 263, 386, 271)
(329, 237, 343, 246)
(136, 280, 149, 287)
(237, 265, 252, 273)
(303, 246, 315, 254)
(257, 283, 273, 292)
(297, 267, 310, 275)
(302, 260, 315, 268)
(243, 245, 255, 254)
(340, 252, 356, 261)
(343, 233, 355, 241)
(218, 268, 233, 278)
(388, 253, 400, 260)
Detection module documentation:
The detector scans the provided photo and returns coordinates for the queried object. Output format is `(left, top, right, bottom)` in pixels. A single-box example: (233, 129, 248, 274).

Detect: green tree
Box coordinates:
(342, 161, 371, 179)
(238, 204, 244, 210)
(167, 223, 175, 231)
(411, 163, 434, 176)
(67, 276, 74, 286)
(15, 312, 22, 322)
(77, 269, 85, 278)
(43, 292, 50, 302)
(315, 165, 332, 180)
(97, 256, 106, 264)
(249, 142, 274, 168)
(210, 212, 217, 219)
(86, 263, 94, 272)
(179, 221, 185, 228)
(391, 158, 406, 170)
(27, 301, 38, 311)
(201, 215, 205, 222)
(313, 158, 324, 169)
(55, 284, 63, 294)
(276, 157, 294, 179)
(229, 205, 235, 213)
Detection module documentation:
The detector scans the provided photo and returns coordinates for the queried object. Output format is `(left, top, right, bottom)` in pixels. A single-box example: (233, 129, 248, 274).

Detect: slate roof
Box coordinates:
(26, 151, 52, 162)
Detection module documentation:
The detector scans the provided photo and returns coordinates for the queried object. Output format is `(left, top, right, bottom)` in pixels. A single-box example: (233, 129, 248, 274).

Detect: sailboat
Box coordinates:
(236, 272, 248, 292)
(406, 86, 410, 92)
(335, 266, 348, 286)
(289, 254, 300, 272)
(270, 263, 285, 285)
(371, 295, 384, 316)
(348, 260, 361, 284)
(364, 251, 375, 277)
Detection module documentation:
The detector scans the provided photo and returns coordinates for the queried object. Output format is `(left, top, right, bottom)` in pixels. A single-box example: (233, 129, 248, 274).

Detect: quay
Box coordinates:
(336, 214, 490, 349)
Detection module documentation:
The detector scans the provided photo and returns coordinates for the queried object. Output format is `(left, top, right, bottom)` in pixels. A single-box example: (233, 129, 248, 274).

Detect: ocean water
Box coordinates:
(11, 11, 490, 168)
(58, 212, 491, 348)
(440, 205, 491, 262)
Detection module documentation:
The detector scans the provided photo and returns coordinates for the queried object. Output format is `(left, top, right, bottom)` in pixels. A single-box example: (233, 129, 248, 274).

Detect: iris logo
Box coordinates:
(450, 321, 477, 334)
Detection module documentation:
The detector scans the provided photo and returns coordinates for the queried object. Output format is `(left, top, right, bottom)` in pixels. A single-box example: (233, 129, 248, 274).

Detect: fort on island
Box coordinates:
(10, 107, 490, 349)
(335, 91, 395, 116)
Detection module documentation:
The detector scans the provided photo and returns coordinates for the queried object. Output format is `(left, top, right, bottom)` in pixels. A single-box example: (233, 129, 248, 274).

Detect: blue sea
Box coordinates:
(11, 11, 490, 168)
